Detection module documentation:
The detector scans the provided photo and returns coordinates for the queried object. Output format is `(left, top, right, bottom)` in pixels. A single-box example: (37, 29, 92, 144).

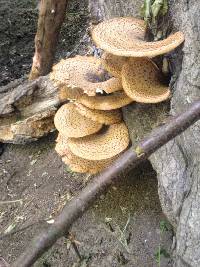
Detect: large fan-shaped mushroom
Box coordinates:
(56, 134, 119, 174)
(50, 56, 122, 96)
(68, 123, 130, 161)
(92, 17, 184, 57)
(54, 103, 102, 138)
(122, 58, 170, 103)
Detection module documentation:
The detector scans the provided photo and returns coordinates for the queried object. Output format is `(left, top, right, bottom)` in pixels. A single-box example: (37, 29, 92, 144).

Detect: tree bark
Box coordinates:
(150, 1, 200, 266)
(89, 0, 200, 266)
(29, 0, 68, 80)
(0, 76, 59, 144)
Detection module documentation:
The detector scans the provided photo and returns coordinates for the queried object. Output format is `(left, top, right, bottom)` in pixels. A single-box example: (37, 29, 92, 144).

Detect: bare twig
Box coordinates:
(0, 199, 23, 205)
(68, 233, 82, 260)
(12, 100, 200, 267)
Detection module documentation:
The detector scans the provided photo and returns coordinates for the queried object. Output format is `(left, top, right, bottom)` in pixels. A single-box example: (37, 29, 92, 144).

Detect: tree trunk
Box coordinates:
(29, 0, 68, 80)
(89, 0, 200, 266)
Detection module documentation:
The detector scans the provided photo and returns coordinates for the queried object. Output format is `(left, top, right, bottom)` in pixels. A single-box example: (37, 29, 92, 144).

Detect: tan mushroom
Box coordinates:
(58, 85, 84, 102)
(77, 91, 133, 110)
(56, 134, 119, 174)
(102, 52, 128, 78)
(68, 122, 129, 160)
(122, 58, 170, 103)
(74, 103, 122, 125)
(55, 134, 69, 157)
(50, 56, 122, 96)
(92, 17, 184, 57)
(54, 103, 102, 138)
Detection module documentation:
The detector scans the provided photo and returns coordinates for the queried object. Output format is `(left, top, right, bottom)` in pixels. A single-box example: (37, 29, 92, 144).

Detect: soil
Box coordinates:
(0, 1, 173, 266)
(0, 0, 89, 86)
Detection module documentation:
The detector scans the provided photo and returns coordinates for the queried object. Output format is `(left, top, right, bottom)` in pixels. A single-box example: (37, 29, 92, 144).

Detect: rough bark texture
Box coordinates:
(29, 0, 68, 80)
(150, 1, 200, 266)
(0, 76, 59, 143)
(89, 0, 200, 266)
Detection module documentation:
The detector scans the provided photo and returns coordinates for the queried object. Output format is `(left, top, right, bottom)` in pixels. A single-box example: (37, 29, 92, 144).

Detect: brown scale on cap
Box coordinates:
(102, 52, 128, 78)
(74, 103, 122, 125)
(68, 122, 130, 161)
(54, 103, 102, 138)
(122, 58, 171, 103)
(77, 91, 133, 110)
(50, 56, 122, 96)
(56, 134, 119, 174)
(92, 17, 184, 58)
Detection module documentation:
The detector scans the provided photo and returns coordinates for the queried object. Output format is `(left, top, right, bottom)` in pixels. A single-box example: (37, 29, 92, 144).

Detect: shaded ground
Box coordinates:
(0, 0, 88, 86)
(0, 0, 173, 266)
(0, 134, 173, 266)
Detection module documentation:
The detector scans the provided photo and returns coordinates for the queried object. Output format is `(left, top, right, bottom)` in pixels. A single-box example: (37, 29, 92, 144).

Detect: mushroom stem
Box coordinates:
(12, 100, 200, 267)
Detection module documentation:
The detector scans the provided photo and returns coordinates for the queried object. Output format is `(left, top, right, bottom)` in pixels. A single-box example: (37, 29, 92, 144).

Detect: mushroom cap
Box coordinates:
(55, 134, 69, 157)
(68, 122, 130, 160)
(102, 53, 128, 78)
(77, 91, 133, 110)
(92, 17, 184, 57)
(121, 58, 170, 103)
(50, 56, 122, 96)
(75, 103, 122, 125)
(56, 134, 118, 174)
(54, 103, 102, 138)
(59, 85, 84, 102)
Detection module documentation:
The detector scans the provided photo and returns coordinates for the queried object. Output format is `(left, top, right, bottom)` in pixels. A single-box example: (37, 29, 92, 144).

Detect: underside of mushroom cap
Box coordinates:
(92, 17, 184, 57)
(77, 91, 133, 110)
(102, 53, 128, 78)
(122, 58, 171, 103)
(56, 134, 119, 174)
(62, 153, 118, 174)
(50, 56, 122, 96)
(55, 134, 69, 157)
(58, 85, 84, 102)
(68, 122, 130, 160)
(54, 103, 102, 138)
(75, 103, 122, 125)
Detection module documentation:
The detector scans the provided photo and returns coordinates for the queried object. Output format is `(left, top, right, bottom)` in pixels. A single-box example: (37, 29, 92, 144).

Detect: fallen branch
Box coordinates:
(12, 100, 200, 267)
(29, 0, 68, 80)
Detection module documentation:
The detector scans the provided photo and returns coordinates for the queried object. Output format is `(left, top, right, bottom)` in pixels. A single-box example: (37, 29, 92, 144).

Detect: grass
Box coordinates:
(155, 220, 171, 266)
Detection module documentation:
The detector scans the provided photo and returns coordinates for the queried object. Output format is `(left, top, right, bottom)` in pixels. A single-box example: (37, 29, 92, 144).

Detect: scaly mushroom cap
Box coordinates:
(102, 53, 128, 78)
(68, 122, 130, 160)
(122, 58, 170, 103)
(54, 103, 102, 138)
(77, 91, 133, 110)
(75, 103, 122, 125)
(55, 134, 118, 174)
(50, 56, 122, 96)
(92, 17, 184, 57)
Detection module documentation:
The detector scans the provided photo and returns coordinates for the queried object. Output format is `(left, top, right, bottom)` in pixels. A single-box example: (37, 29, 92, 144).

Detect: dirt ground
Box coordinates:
(0, 0, 88, 86)
(0, 1, 173, 266)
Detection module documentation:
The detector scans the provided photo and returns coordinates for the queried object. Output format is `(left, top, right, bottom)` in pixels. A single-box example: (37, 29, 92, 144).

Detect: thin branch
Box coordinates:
(12, 100, 200, 267)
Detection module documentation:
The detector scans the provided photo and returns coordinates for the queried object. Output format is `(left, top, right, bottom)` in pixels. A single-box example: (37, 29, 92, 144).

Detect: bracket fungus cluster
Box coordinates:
(50, 16, 184, 174)
(92, 17, 184, 103)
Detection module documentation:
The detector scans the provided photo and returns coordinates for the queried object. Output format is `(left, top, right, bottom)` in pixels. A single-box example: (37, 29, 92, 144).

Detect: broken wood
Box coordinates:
(29, 0, 68, 80)
(0, 76, 60, 143)
(11, 100, 200, 267)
